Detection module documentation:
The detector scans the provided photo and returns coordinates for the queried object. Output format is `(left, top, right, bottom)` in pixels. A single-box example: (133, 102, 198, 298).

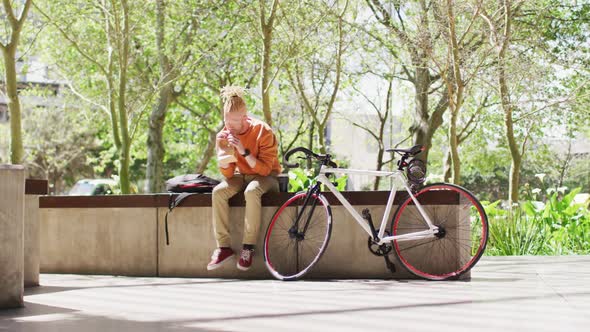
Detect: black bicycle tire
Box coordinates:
(263, 192, 333, 281)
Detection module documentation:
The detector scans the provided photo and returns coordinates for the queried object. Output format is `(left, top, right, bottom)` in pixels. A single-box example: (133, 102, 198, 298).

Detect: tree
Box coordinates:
(258, 0, 280, 126)
(35, 0, 153, 193)
(479, 0, 589, 203)
(256, 0, 327, 127)
(287, 0, 349, 154)
(0, 0, 32, 164)
(24, 95, 100, 194)
(442, 93, 489, 182)
(144, 0, 224, 192)
(480, 0, 523, 203)
(350, 74, 395, 190)
(364, 0, 449, 163)
(166, 4, 260, 177)
(435, 0, 492, 184)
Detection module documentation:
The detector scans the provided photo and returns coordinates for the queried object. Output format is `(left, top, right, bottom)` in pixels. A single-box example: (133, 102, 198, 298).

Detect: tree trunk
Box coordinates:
(411, 65, 450, 164)
(261, 30, 272, 126)
(498, 1, 520, 204)
(509, 157, 521, 204)
(317, 124, 329, 155)
(146, 0, 173, 193)
(557, 141, 573, 188)
(1, 0, 31, 165)
(449, 109, 461, 184)
(373, 148, 384, 190)
(443, 149, 452, 182)
(374, 81, 390, 191)
(195, 125, 223, 174)
(500, 68, 521, 203)
(446, 1, 464, 185)
(119, 144, 131, 194)
(412, 66, 430, 148)
(414, 90, 448, 163)
(117, 0, 131, 194)
(2, 47, 24, 164)
(320, 8, 345, 155)
(503, 97, 521, 204)
(146, 85, 171, 192)
(259, 0, 277, 127)
(307, 121, 315, 169)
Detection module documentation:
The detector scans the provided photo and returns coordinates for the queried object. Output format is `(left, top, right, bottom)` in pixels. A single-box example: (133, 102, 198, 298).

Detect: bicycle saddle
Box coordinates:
(385, 145, 425, 156)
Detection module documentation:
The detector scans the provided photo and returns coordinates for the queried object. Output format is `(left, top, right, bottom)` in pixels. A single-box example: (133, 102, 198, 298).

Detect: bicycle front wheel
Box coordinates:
(391, 183, 488, 280)
(264, 192, 332, 281)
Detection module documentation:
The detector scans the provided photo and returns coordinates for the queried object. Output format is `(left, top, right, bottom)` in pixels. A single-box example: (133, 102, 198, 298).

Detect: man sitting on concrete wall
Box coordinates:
(207, 86, 281, 272)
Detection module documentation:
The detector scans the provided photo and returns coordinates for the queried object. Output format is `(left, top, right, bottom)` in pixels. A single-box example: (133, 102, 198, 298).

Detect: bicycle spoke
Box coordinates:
(264, 192, 332, 280)
(398, 238, 439, 252)
(392, 184, 488, 280)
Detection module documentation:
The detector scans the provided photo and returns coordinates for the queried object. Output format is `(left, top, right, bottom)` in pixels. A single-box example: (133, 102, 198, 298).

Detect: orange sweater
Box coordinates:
(218, 117, 282, 178)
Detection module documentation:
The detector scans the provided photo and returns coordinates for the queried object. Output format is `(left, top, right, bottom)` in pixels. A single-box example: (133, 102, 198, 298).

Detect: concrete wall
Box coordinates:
(24, 195, 40, 287)
(158, 205, 412, 279)
(39, 192, 466, 280)
(40, 208, 158, 276)
(0, 165, 25, 309)
(23, 179, 49, 288)
(40, 204, 406, 279)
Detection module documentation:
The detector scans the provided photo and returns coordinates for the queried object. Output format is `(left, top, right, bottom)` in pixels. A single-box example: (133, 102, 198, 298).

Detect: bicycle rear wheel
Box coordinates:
(391, 183, 488, 280)
(264, 192, 332, 281)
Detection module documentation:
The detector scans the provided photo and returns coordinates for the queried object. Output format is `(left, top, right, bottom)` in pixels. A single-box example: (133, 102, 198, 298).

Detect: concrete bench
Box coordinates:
(38, 190, 464, 279)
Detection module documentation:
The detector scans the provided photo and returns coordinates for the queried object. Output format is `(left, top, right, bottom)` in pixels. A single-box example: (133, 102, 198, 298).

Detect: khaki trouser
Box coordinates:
(212, 174, 279, 247)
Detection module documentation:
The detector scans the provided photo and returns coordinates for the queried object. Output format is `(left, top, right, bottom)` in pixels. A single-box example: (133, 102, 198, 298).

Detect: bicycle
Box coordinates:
(263, 145, 489, 281)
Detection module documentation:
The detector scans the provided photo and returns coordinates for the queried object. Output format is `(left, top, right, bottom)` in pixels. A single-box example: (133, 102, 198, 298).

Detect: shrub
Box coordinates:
(287, 168, 347, 192)
(484, 187, 590, 255)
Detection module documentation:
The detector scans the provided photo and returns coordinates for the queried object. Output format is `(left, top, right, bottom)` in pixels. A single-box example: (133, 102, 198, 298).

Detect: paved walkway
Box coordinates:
(2, 256, 590, 331)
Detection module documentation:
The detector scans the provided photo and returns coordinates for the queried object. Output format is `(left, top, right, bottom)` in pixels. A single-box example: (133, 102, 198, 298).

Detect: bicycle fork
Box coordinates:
(289, 184, 321, 240)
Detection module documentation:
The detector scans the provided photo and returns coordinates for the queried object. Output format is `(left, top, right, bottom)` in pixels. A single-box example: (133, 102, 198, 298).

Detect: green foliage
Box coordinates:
(485, 202, 552, 256)
(522, 187, 590, 254)
(162, 106, 220, 177)
(287, 168, 348, 193)
(484, 186, 590, 256)
(288, 168, 315, 192)
(21, 92, 101, 194)
(1, 0, 586, 204)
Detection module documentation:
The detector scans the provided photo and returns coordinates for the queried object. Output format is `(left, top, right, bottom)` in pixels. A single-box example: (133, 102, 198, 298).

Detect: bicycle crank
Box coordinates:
(367, 231, 393, 257)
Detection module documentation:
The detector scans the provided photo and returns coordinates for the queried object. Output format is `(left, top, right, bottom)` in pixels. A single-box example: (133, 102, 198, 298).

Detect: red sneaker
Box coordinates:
(237, 248, 254, 271)
(207, 248, 234, 270)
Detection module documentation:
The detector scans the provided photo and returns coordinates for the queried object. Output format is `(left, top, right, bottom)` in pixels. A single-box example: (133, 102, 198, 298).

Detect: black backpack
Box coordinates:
(164, 174, 220, 245)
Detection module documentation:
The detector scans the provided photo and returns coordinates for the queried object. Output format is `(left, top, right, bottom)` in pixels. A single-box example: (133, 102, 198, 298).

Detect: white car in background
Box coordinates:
(68, 179, 118, 196)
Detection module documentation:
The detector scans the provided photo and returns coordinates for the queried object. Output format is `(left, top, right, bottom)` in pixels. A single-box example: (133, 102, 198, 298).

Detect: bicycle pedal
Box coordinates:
(361, 208, 371, 220)
(384, 255, 396, 274)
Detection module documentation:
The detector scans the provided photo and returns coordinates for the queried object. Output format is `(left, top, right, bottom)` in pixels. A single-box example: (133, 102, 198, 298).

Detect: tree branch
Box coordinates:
(2, 0, 18, 28)
(33, 2, 109, 77)
(352, 122, 380, 142)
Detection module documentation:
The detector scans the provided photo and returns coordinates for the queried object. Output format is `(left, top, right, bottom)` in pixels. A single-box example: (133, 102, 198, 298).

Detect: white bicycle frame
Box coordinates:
(316, 165, 439, 245)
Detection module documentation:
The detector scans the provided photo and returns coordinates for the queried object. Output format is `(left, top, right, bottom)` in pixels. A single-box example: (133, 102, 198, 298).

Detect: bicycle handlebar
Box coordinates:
(283, 147, 338, 169)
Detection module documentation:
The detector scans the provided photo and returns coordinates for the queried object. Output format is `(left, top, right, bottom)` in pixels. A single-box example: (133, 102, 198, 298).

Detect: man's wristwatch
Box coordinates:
(241, 149, 250, 157)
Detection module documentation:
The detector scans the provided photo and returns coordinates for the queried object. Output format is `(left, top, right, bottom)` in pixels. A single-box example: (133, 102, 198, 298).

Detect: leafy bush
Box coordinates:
(522, 188, 590, 254)
(288, 168, 347, 192)
(288, 168, 315, 192)
(485, 202, 552, 255)
(484, 187, 590, 255)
